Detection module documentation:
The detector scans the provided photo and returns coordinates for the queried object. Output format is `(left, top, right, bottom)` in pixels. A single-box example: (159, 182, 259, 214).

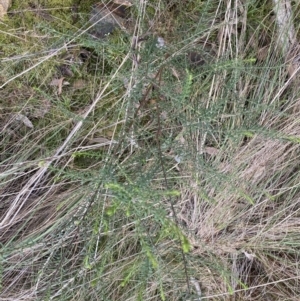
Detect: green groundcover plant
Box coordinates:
(1, 0, 300, 300)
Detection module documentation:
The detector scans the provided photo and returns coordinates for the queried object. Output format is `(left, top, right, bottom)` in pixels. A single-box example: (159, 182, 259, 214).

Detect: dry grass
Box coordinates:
(2, 0, 300, 300)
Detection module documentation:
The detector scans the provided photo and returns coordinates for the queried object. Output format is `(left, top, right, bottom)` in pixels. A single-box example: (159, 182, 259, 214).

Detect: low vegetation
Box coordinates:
(1, 0, 300, 300)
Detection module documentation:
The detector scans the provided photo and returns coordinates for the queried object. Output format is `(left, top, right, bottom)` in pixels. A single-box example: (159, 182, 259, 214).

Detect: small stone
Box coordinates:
(156, 37, 165, 48)
(89, 3, 127, 38)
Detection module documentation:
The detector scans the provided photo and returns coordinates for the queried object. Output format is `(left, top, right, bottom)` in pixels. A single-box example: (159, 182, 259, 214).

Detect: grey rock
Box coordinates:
(89, 4, 125, 38)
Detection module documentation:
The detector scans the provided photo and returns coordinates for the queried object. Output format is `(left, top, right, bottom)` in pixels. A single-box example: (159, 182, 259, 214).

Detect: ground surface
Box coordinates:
(1, 1, 300, 300)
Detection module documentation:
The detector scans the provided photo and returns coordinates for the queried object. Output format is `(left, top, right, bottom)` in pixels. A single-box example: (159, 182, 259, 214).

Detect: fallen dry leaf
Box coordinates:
(171, 67, 181, 80)
(50, 77, 68, 95)
(190, 278, 202, 299)
(15, 113, 34, 129)
(0, 0, 11, 19)
(204, 146, 219, 156)
(243, 250, 256, 261)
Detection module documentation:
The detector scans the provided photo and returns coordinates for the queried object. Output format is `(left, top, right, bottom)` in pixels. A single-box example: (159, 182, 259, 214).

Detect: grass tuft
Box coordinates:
(2, 0, 300, 300)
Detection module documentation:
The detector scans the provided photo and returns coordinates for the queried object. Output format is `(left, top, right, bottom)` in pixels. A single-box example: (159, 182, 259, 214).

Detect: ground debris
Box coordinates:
(0, 0, 11, 19)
